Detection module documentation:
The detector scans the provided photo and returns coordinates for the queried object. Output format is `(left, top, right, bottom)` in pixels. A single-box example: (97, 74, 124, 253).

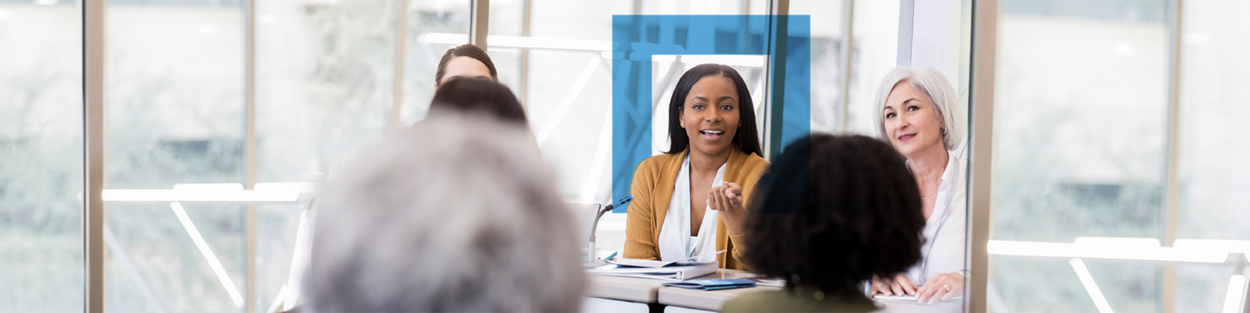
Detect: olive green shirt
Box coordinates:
(721, 286, 878, 313)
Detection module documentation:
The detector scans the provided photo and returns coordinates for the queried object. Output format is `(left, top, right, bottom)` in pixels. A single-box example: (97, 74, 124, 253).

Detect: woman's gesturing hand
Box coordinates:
(708, 182, 747, 235)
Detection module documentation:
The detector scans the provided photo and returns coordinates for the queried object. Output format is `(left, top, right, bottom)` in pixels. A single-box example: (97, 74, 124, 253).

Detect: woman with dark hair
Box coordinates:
(623, 64, 767, 270)
(425, 77, 538, 156)
(428, 77, 527, 125)
(434, 44, 498, 87)
(722, 134, 926, 312)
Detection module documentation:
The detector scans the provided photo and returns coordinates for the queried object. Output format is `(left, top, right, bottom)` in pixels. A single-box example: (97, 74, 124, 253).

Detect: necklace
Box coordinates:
(909, 163, 942, 198)
(923, 188, 939, 198)
(919, 177, 940, 198)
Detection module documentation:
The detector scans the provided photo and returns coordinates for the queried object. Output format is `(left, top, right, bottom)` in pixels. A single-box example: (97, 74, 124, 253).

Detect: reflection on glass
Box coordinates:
(0, 2, 84, 312)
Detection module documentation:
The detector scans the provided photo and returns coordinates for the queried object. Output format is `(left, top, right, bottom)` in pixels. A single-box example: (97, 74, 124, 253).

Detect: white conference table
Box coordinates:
(583, 270, 964, 313)
(582, 269, 780, 313)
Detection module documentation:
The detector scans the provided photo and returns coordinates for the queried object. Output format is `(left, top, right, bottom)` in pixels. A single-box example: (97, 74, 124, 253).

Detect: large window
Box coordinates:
(104, 1, 247, 311)
(0, 1, 83, 311)
(401, 1, 471, 122)
(1176, 0, 1250, 311)
(990, 0, 1170, 311)
(255, 0, 469, 312)
(15, 0, 1250, 311)
(988, 0, 1250, 312)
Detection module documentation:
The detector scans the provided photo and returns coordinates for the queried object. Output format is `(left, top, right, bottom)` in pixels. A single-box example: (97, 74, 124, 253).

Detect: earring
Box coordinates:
(941, 127, 947, 135)
(681, 122, 685, 128)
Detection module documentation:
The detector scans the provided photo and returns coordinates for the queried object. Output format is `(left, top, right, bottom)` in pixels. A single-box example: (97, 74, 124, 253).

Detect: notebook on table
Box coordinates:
(587, 258, 719, 281)
(662, 279, 756, 291)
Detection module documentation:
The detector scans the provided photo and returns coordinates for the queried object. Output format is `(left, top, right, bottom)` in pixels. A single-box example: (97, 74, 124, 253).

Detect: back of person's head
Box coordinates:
(429, 77, 529, 126)
(743, 134, 925, 294)
(305, 112, 583, 312)
(435, 44, 498, 86)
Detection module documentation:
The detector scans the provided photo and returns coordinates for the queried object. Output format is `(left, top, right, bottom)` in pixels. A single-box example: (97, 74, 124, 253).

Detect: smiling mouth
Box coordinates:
(898, 134, 916, 142)
(699, 130, 724, 139)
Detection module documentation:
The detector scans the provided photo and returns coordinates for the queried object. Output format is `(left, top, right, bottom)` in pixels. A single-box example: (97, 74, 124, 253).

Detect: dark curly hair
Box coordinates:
(664, 63, 762, 156)
(429, 77, 528, 126)
(742, 134, 925, 294)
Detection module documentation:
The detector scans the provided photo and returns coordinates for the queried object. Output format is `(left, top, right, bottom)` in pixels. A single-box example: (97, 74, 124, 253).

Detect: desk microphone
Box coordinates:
(589, 195, 633, 262)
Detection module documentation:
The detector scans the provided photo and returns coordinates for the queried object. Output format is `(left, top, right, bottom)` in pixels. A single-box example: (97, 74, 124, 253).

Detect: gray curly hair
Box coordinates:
(305, 112, 584, 312)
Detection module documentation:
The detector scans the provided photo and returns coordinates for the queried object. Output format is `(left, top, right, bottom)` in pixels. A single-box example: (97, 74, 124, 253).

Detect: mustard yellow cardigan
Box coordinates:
(623, 147, 769, 270)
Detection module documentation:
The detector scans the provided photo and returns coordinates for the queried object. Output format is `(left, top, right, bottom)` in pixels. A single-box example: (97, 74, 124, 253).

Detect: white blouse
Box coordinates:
(904, 150, 968, 286)
(657, 154, 725, 264)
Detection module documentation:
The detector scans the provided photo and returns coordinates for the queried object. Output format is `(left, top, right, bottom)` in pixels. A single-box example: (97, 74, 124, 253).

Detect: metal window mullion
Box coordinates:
(84, 0, 107, 311)
(761, 0, 790, 161)
(1162, 1, 1184, 312)
(470, 0, 490, 49)
(244, 0, 258, 311)
(838, 0, 854, 134)
(967, 0, 998, 312)
(897, 0, 914, 67)
(519, 0, 531, 107)
(394, 0, 408, 128)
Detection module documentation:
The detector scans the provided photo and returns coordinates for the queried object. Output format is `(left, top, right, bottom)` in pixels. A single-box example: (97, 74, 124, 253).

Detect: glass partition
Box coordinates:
(1175, 0, 1250, 311)
(401, 0, 471, 123)
(20, 0, 1250, 311)
(989, 0, 1175, 311)
(104, 0, 247, 311)
(0, 1, 83, 311)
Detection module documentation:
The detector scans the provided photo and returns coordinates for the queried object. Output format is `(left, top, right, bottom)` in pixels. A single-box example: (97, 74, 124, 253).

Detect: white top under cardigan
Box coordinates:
(657, 154, 725, 264)
(904, 150, 968, 286)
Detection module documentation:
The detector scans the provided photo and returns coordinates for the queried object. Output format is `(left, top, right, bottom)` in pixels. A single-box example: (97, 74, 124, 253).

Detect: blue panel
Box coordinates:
(611, 15, 811, 213)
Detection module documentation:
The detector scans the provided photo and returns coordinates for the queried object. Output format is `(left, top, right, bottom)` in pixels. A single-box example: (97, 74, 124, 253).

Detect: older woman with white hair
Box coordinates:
(304, 112, 585, 312)
(869, 67, 968, 304)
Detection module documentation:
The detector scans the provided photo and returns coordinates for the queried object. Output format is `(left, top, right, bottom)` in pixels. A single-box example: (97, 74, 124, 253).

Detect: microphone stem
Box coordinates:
(589, 204, 613, 262)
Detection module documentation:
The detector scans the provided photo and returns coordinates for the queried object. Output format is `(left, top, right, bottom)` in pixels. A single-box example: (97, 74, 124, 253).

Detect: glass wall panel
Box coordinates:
(401, 0, 471, 123)
(0, 1, 84, 311)
(846, 0, 898, 136)
(256, 0, 397, 183)
(254, 0, 410, 311)
(519, 0, 630, 207)
(791, 0, 845, 135)
(990, 0, 1170, 312)
(104, 0, 247, 311)
(487, 0, 523, 92)
(1175, 0, 1250, 311)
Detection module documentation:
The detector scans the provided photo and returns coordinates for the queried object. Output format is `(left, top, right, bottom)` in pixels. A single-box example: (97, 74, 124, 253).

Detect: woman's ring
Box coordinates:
(943, 285, 951, 292)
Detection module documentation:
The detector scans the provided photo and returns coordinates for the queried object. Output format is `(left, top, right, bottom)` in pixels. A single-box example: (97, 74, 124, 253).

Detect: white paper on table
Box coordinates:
(873, 295, 963, 303)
